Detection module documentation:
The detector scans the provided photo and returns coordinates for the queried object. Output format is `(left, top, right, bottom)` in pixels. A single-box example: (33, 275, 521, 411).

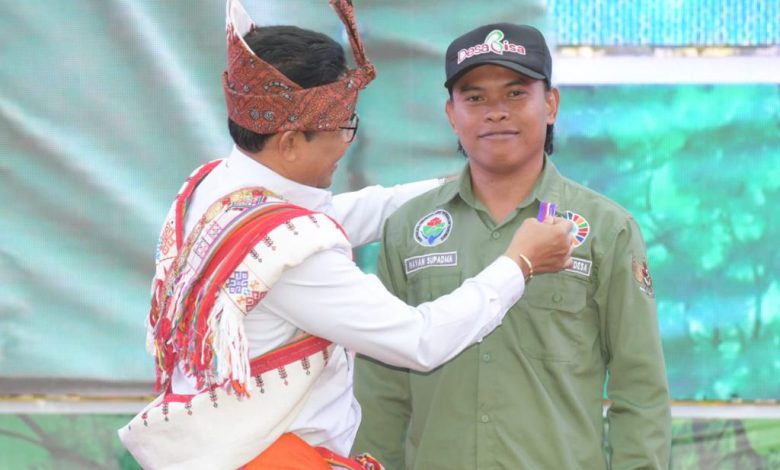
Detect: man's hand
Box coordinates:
(504, 217, 574, 279)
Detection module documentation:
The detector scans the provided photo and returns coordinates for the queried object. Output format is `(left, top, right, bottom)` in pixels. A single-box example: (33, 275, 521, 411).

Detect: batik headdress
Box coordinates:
(222, 0, 376, 134)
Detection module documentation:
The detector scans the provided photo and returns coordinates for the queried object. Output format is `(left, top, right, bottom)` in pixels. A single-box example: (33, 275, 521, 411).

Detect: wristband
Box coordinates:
(517, 253, 533, 282)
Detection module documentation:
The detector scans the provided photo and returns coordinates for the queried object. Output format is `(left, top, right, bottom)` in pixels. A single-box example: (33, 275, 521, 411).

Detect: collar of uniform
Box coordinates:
(535, 155, 564, 207)
(431, 155, 564, 211)
(428, 164, 469, 206)
(225, 145, 334, 211)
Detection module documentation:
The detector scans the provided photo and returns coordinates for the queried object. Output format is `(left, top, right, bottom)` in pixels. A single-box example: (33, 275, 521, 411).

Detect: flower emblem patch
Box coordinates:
(414, 210, 453, 247)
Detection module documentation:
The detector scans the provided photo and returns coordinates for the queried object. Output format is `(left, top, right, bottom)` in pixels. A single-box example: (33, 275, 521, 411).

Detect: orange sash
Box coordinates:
(242, 433, 384, 470)
(242, 433, 330, 469)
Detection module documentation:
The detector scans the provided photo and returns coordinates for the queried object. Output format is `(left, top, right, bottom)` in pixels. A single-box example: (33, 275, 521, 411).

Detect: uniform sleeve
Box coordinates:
(331, 180, 440, 247)
(353, 222, 413, 469)
(598, 217, 672, 469)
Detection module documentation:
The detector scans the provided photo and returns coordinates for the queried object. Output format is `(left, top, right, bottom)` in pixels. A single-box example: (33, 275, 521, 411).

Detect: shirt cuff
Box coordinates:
(474, 256, 526, 311)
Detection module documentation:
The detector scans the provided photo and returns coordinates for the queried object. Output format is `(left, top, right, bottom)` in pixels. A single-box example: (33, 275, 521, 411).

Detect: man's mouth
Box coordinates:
(478, 130, 518, 139)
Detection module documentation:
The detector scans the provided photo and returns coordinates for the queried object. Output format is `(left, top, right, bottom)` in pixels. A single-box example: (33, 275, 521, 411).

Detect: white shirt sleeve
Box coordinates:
(259, 249, 525, 372)
(330, 180, 440, 247)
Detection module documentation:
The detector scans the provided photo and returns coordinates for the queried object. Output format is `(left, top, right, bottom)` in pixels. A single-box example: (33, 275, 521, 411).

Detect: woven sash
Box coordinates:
(119, 160, 353, 469)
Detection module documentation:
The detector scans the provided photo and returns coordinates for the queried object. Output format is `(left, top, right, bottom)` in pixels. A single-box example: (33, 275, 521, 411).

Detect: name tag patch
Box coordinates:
(404, 251, 458, 274)
(565, 257, 592, 277)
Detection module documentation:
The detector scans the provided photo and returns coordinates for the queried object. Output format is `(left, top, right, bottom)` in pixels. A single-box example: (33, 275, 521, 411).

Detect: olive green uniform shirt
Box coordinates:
(354, 159, 671, 470)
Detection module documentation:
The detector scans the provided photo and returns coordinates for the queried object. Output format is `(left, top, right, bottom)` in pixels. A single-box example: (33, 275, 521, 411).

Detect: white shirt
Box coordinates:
(172, 146, 525, 456)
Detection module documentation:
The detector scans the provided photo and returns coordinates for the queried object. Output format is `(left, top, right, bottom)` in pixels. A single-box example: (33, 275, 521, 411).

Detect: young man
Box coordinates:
(354, 23, 672, 469)
(118, 4, 575, 469)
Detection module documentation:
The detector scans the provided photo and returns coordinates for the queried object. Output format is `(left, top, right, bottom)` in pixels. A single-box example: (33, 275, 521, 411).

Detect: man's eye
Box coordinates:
(465, 95, 482, 102)
(508, 90, 525, 97)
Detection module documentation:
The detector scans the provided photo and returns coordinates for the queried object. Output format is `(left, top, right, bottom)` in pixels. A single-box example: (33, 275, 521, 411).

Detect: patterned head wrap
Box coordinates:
(222, 0, 376, 134)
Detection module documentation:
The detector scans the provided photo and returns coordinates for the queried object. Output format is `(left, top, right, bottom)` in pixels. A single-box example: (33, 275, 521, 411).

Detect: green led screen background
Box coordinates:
(555, 84, 780, 400)
(1, 1, 778, 403)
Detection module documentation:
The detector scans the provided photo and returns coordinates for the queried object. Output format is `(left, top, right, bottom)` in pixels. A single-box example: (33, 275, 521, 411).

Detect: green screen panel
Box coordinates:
(552, 84, 780, 400)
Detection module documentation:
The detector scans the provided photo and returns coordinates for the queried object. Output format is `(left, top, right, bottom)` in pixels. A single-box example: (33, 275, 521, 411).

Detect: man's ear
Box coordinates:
(445, 99, 457, 134)
(546, 87, 560, 125)
(276, 130, 301, 162)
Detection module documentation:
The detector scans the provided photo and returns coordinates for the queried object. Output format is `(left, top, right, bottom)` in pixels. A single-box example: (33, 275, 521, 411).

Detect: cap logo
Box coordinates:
(457, 29, 526, 64)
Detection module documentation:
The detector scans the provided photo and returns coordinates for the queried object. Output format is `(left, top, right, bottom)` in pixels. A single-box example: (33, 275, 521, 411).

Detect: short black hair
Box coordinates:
(228, 25, 348, 153)
(448, 81, 555, 156)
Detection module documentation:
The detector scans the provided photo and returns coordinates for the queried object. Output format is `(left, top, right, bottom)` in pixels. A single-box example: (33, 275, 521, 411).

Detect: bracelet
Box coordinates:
(517, 253, 533, 282)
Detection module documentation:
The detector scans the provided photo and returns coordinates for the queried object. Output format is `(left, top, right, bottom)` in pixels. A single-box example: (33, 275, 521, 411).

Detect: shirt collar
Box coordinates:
(534, 156, 564, 204)
(433, 155, 564, 210)
(225, 145, 334, 211)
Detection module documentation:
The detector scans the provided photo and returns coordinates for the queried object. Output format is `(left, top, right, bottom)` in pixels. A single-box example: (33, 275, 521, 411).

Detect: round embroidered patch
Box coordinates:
(414, 210, 453, 247)
(565, 211, 590, 247)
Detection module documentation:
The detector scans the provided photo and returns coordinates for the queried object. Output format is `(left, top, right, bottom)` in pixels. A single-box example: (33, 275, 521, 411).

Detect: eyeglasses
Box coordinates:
(338, 113, 359, 143)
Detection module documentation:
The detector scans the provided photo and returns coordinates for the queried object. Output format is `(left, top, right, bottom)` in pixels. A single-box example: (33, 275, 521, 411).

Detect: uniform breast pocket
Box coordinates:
(517, 275, 588, 363)
(406, 272, 462, 306)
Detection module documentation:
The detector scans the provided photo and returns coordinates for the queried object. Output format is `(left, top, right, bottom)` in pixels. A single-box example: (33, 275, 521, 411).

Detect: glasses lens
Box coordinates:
(341, 113, 359, 143)
(350, 113, 359, 142)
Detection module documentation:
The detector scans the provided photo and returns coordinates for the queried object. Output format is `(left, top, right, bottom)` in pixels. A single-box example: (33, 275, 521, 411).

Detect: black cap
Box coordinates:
(444, 23, 552, 90)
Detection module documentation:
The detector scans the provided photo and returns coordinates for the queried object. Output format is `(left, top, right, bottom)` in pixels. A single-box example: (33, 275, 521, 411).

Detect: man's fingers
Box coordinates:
(546, 216, 571, 226)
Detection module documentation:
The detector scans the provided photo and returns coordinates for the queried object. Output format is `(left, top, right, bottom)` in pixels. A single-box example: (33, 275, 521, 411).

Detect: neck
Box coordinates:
(237, 144, 291, 180)
(469, 157, 544, 224)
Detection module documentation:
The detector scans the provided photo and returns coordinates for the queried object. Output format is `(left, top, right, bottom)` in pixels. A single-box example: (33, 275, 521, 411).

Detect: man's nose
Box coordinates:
(484, 103, 509, 122)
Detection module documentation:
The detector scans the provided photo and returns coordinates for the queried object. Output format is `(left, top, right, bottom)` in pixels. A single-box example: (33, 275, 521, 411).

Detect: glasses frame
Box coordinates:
(338, 113, 359, 143)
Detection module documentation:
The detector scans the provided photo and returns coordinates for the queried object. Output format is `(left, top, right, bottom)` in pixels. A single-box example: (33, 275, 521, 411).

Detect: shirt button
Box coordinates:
(480, 414, 490, 423)
(552, 293, 563, 303)
(482, 353, 491, 362)
(491, 231, 501, 239)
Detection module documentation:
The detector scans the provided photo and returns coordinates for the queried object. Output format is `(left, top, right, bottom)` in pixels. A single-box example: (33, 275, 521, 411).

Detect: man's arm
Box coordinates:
(259, 215, 571, 369)
(331, 180, 440, 246)
(600, 217, 672, 469)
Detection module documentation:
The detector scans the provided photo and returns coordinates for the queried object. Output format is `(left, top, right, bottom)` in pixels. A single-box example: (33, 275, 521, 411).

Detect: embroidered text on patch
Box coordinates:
(565, 257, 592, 277)
(404, 252, 458, 274)
(413, 210, 453, 247)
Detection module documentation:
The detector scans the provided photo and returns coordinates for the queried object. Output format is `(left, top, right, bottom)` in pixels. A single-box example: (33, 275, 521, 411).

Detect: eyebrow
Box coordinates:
(457, 84, 483, 93)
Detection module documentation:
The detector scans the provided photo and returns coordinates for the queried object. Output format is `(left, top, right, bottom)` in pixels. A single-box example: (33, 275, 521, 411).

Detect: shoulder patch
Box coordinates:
(632, 256, 655, 298)
(413, 210, 453, 247)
